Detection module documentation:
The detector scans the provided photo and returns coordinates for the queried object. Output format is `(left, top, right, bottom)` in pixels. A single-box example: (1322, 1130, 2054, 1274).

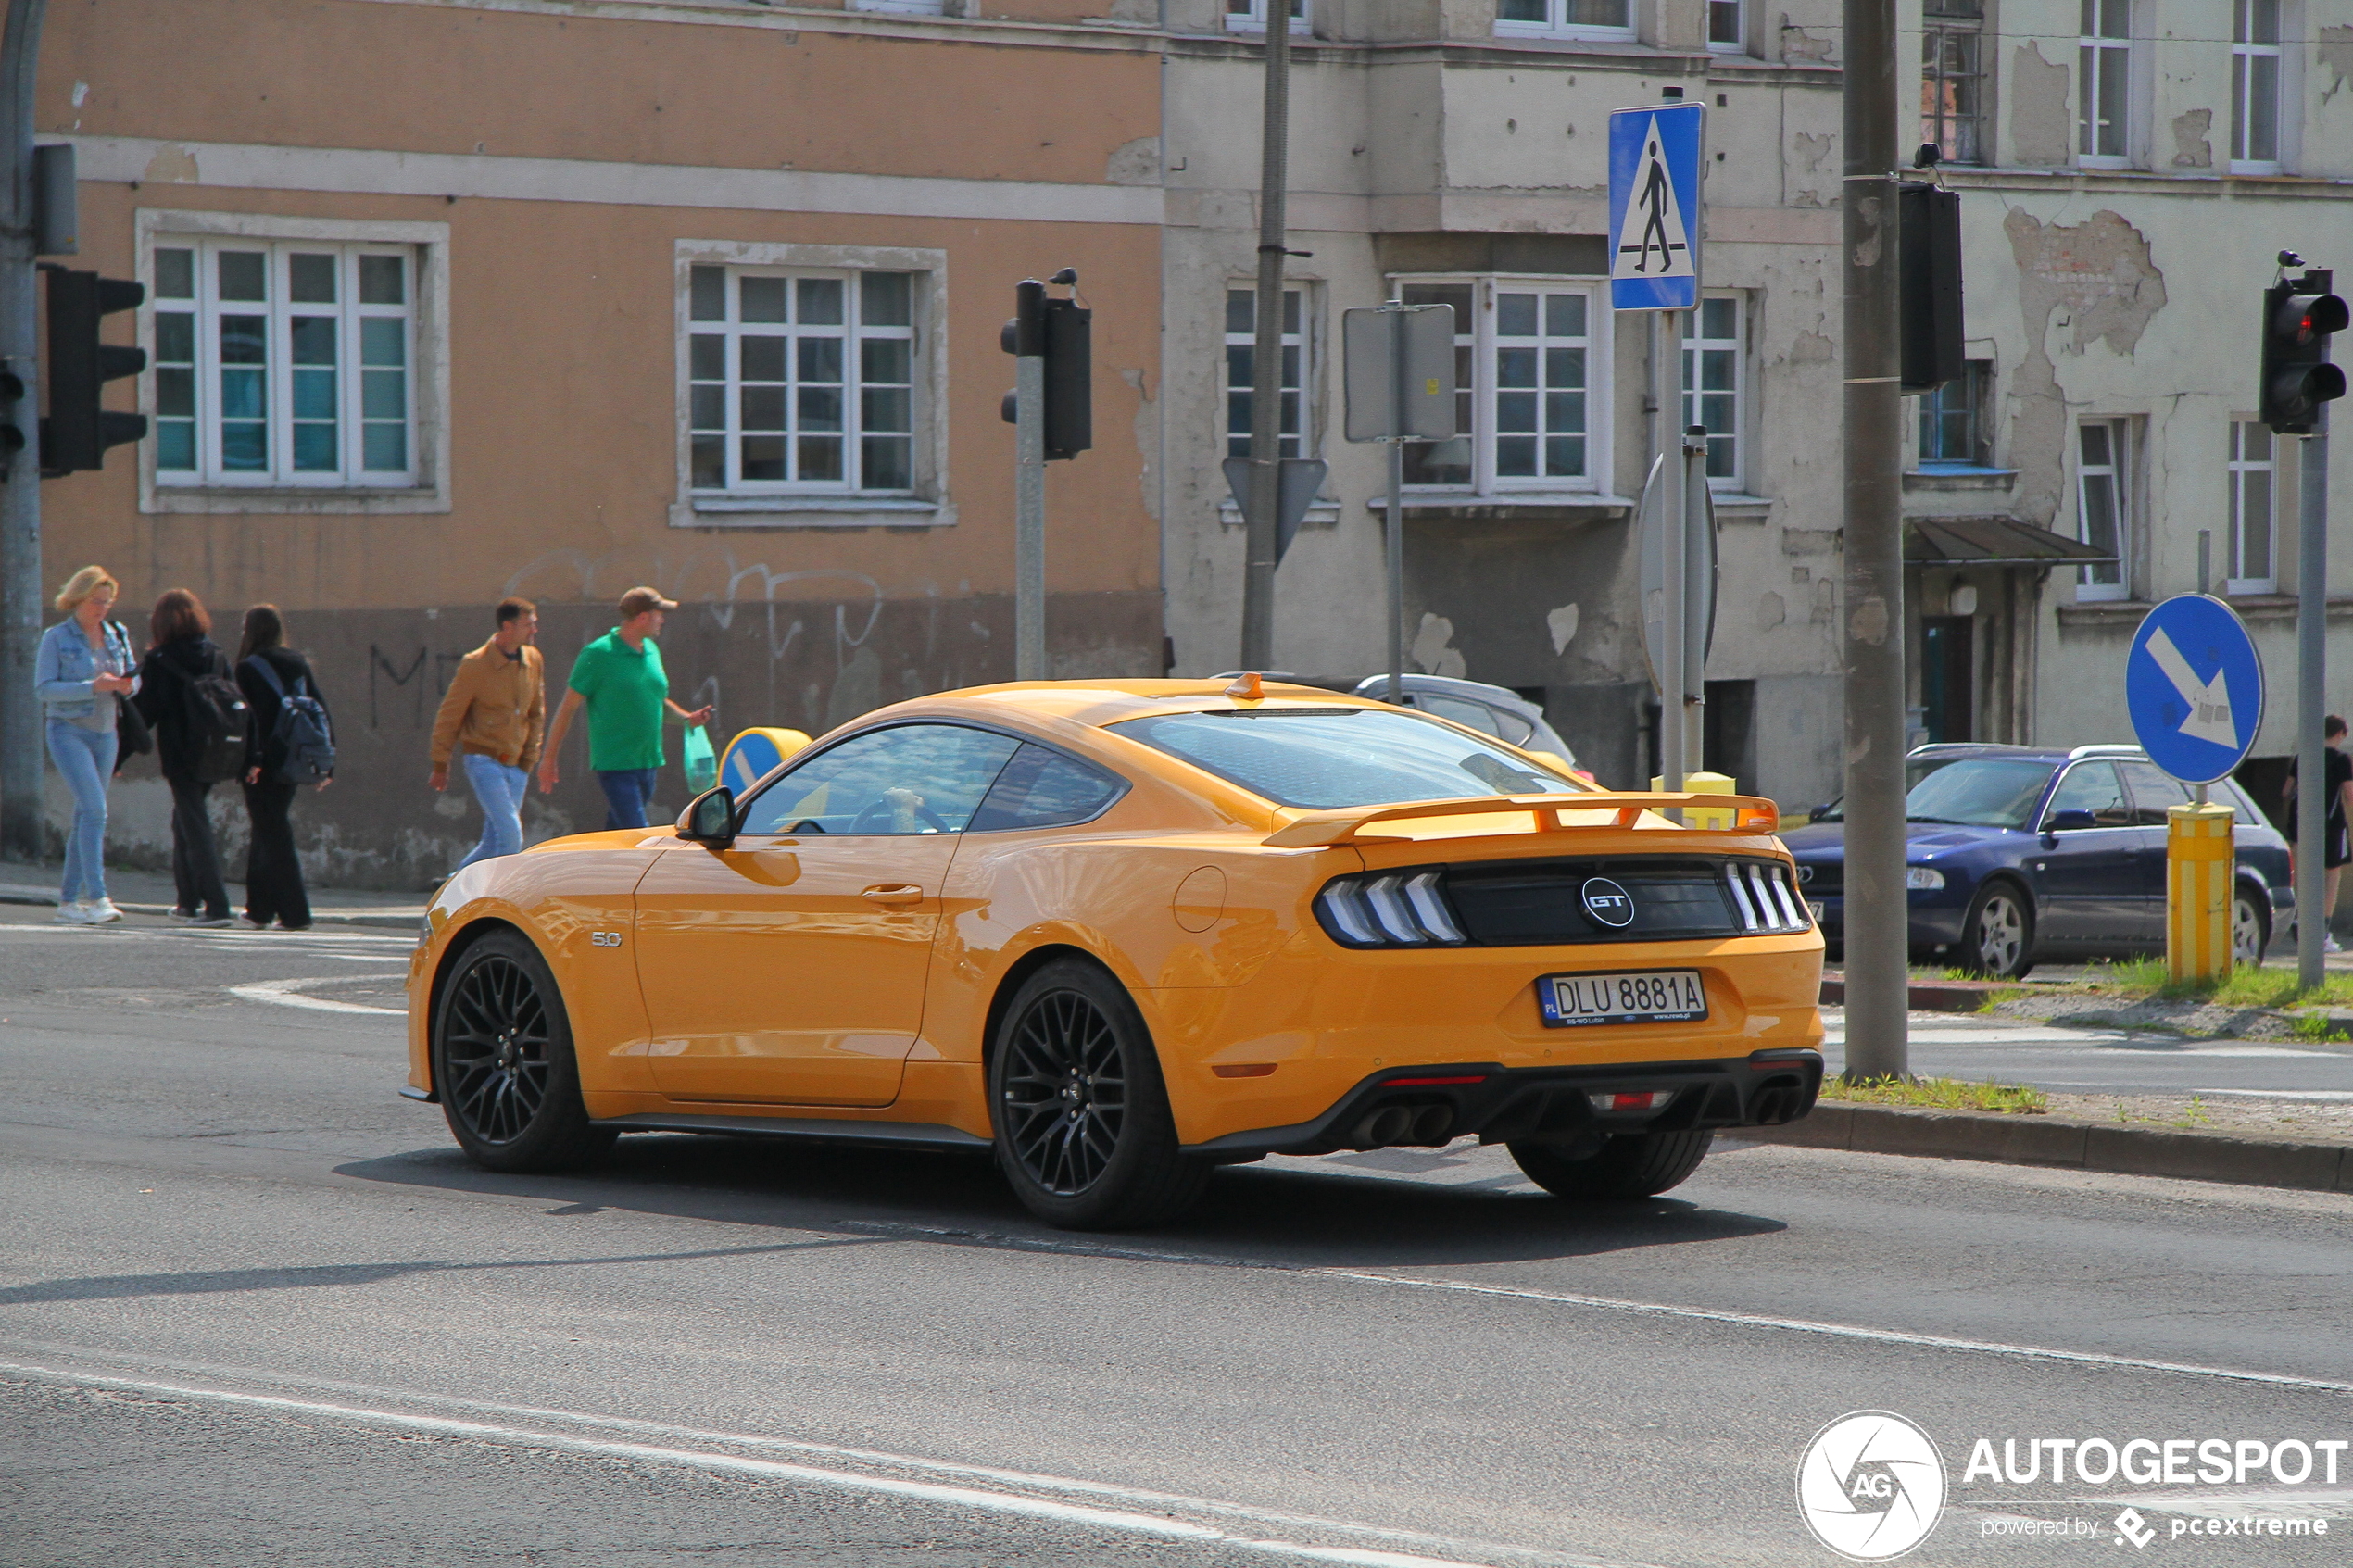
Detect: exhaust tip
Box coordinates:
(1409, 1103, 1454, 1145)
(1352, 1105, 1415, 1148)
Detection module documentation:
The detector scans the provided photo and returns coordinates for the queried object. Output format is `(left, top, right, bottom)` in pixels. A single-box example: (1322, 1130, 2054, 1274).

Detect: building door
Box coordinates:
(1921, 617, 1974, 743)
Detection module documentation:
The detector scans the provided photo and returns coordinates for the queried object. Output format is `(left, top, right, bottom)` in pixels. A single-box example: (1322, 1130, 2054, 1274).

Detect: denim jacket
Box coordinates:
(35, 618, 138, 721)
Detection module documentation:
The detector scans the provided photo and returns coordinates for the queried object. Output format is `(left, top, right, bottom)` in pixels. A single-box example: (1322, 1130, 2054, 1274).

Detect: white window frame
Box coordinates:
(2075, 417, 2132, 602)
(1492, 0, 1634, 44)
(2076, 0, 2134, 169)
(133, 210, 449, 516)
(850, 0, 947, 13)
(1391, 275, 1612, 499)
(2230, 0, 2284, 173)
(673, 241, 949, 531)
(1226, 0, 1310, 32)
(1705, 0, 1746, 53)
(1919, 0, 1988, 166)
(2226, 418, 2277, 595)
(1681, 292, 1746, 493)
(1223, 284, 1313, 460)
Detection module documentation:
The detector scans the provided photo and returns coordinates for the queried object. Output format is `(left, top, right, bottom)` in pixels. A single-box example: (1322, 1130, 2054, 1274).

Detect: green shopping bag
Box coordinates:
(683, 724, 718, 795)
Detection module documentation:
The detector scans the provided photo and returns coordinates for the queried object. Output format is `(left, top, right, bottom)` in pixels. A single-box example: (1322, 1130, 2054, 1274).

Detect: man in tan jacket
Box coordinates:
(430, 597, 546, 871)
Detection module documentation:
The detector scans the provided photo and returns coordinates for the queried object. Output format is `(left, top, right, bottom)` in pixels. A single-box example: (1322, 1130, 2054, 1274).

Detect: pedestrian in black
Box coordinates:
(132, 588, 238, 926)
(235, 605, 333, 931)
(2284, 714, 2353, 953)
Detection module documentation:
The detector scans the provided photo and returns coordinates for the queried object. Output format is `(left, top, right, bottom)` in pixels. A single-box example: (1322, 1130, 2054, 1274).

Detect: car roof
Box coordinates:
(926, 678, 1398, 728)
(1906, 743, 2152, 765)
(1346, 672, 1544, 717)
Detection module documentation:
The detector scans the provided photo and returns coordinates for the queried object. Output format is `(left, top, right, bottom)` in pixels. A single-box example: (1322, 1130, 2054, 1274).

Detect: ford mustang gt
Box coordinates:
(404, 678, 1824, 1228)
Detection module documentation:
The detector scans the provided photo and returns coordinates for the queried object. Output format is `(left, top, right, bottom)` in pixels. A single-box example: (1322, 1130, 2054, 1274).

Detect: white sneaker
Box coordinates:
(51, 900, 86, 923)
(2328, 935, 2345, 954)
(85, 897, 123, 924)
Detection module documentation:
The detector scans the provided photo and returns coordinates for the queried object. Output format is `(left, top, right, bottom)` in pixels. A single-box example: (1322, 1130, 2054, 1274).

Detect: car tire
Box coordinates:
(988, 958, 1209, 1231)
(2234, 882, 2271, 967)
(1507, 1130, 1713, 1199)
(432, 927, 616, 1173)
(1957, 881, 2035, 980)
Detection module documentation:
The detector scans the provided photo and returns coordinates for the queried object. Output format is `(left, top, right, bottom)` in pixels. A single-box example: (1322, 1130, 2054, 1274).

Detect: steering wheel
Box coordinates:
(850, 797, 950, 834)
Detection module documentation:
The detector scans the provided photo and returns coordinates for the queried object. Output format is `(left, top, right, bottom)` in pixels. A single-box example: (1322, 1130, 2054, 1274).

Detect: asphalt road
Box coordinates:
(1818, 1007, 2353, 1100)
(4, 906, 2352, 1566)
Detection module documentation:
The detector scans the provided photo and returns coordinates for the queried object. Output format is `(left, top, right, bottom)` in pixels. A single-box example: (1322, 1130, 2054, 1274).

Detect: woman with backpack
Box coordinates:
(132, 588, 240, 926)
(34, 566, 139, 925)
(234, 605, 333, 931)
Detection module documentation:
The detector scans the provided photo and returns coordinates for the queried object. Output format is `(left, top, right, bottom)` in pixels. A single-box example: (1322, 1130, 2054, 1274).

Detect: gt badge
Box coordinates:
(1580, 878, 1636, 929)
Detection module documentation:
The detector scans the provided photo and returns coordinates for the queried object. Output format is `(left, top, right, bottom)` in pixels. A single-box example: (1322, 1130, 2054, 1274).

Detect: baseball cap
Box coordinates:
(618, 585, 679, 617)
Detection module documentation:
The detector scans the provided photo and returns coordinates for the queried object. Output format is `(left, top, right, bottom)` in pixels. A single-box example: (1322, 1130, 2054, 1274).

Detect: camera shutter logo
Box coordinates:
(1581, 877, 1637, 929)
(1795, 1411, 1946, 1561)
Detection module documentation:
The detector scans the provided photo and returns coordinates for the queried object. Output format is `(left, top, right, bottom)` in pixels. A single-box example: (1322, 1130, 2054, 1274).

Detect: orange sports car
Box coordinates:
(404, 678, 1824, 1228)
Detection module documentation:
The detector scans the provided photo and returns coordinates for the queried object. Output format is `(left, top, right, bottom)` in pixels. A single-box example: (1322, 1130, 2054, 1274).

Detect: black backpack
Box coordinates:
(175, 652, 251, 784)
(244, 655, 336, 785)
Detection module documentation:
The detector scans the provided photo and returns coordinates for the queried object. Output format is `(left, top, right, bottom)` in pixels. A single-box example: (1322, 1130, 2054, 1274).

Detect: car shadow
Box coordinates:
(333, 1132, 1787, 1270)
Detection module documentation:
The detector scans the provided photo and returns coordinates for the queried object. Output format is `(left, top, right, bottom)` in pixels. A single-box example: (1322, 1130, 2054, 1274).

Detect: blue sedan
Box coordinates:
(1782, 744, 2292, 979)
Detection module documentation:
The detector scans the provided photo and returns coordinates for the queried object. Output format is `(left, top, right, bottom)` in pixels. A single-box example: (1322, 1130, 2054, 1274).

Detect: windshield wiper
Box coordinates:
(1904, 816, 1972, 825)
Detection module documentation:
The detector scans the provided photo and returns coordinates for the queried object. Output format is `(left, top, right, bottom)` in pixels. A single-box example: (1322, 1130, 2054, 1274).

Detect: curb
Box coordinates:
(1818, 974, 2012, 1012)
(1739, 1101, 2353, 1194)
(0, 890, 420, 933)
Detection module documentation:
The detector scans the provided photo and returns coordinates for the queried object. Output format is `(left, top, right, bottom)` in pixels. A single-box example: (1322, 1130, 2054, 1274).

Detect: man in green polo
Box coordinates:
(536, 585, 714, 830)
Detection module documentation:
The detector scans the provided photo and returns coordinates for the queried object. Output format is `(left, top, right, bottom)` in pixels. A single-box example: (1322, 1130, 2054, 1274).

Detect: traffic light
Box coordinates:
(1898, 181, 1964, 395)
(2259, 269, 2347, 436)
(1000, 271, 1090, 460)
(43, 266, 147, 476)
(0, 371, 24, 479)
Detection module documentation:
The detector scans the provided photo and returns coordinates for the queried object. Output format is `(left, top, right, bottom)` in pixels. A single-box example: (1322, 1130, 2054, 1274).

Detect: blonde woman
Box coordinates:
(34, 566, 138, 923)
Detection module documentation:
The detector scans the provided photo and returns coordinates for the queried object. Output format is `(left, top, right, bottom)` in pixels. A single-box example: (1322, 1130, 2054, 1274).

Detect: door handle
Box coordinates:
(861, 884, 924, 904)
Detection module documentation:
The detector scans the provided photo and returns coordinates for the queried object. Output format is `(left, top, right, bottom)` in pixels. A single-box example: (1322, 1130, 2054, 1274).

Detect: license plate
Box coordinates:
(1538, 969, 1708, 1028)
(1807, 901, 1825, 922)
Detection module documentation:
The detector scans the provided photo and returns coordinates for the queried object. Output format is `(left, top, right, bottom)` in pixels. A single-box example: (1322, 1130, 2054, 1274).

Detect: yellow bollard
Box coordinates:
(2167, 801, 2236, 983)
(1659, 771, 1736, 830)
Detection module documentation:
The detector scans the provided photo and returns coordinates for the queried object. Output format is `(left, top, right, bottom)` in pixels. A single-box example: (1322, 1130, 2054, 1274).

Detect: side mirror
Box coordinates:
(2045, 809, 2098, 833)
(677, 785, 737, 847)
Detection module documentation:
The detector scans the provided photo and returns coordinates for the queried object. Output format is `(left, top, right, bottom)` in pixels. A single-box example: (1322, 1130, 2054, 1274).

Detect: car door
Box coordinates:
(2032, 760, 2143, 943)
(2119, 760, 2194, 943)
(635, 722, 1022, 1107)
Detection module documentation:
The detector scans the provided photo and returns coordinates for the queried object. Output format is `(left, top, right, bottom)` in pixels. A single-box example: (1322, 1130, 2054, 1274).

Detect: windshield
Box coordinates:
(1812, 757, 2056, 829)
(1112, 708, 1586, 809)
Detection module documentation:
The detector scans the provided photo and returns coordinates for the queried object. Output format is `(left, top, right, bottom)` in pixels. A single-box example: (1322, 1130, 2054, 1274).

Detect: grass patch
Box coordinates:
(1822, 1075, 2049, 1114)
(2058, 959, 2353, 1010)
(2289, 1014, 2353, 1044)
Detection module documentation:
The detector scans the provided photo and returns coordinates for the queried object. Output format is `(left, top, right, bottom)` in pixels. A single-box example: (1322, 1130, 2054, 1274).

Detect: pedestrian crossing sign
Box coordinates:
(1608, 102, 1705, 311)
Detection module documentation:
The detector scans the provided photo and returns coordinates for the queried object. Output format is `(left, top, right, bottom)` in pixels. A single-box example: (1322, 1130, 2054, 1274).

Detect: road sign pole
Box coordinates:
(2297, 421, 2328, 989)
(1841, 0, 1908, 1083)
(1239, 0, 1292, 672)
(1659, 309, 1687, 797)
(1386, 304, 1406, 703)
(1681, 416, 1708, 779)
(0, 0, 43, 861)
(1015, 336, 1046, 681)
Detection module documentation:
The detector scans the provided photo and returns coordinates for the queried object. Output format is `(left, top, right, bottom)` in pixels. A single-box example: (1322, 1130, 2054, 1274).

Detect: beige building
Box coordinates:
(40, 0, 1169, 884)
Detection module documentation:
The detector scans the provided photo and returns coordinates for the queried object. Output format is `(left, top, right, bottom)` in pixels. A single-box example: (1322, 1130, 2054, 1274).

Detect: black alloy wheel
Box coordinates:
(1509, 1129, 1714, 1199)
(989, 958, 1207, 1229)
(2234, 883, 2271, 967)
(432, 927, 614, 1173)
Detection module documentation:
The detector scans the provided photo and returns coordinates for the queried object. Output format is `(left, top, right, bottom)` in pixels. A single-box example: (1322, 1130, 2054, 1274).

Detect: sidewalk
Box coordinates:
(0, 862, 424, 931)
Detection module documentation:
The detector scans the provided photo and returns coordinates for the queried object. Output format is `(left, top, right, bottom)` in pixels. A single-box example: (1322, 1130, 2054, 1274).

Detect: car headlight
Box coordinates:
(1905, 866, 1945, 890)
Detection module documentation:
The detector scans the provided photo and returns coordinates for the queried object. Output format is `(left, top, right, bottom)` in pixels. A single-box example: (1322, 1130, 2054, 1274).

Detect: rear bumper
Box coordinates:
(1182, 1047, 1823, 1161)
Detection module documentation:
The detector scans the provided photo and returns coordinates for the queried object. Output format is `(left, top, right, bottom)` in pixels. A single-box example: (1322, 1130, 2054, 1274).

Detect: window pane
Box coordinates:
(2242, 470, 2272, 577)
(157, 365, 194, 419)
(1496, 346, 1538, 388)
(220, 316, 266, 370)
(862, 386, 912, 433)
(1707, 0, 1741, 44)
(861, 271, 912, 327)
(798, 277, 844, 326)
(691, 434, 724, 489)
(1567, 0, 1628, 21)
(291, 316, 335, 366)
(362, 369, 406, 421)
(799, 337, 843, 384)
(1113, 709, 1579, 810)
(288, 254, 336, 304)
(862, 337, 911, 386)
(1545, 346, 1583, 388)
(2246, 54, 2279, 161)
(218, 251, 267, 302)
(799, 385, 843, 433)
(2244, 421, 2272, 461)
(741, 435, 785, 482)
(359, 317, 404, 368)
(862, 435, 912, 491)
(744, 725, 1023, 835)
(358, 254, 405, 305)
(690, 265, 726, 322)
(740, 336, 785, 383)
(1701, 296, 1737, 339)
(739, 276, 786, 324)
(1545, 293, 1587, 337)
(1497, 0, 1544, 20)
(292, 420, 337, 471)
(971, 744, 1126, 831)
(690, 333, 725, 382)
(740, 387, 785, 432)
(690, 384, 724, 431)
(361, 422, 407, 470)
(1226, 289, 1253, 335)
(157, 312, 195, 364)
(221, 419, 267, 471)
(157, 420, 195, 470)
(799, 435, 842, 482)
(292, 369, 336, 420)
(2079, 422, 2111, 468)
(1497, 293, 1539, 337)
(156, 249, 195, 300)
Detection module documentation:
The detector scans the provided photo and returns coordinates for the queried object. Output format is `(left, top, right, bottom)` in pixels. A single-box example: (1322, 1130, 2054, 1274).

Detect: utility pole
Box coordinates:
(1840, 0, 1909, 1082)
(0, 0, 43, 862)
(1659, 309, 1687, 795)
(1238, 0, 1291, 671)
(1011, 278, 1046, 681)
(2296, 415, 2328, 988)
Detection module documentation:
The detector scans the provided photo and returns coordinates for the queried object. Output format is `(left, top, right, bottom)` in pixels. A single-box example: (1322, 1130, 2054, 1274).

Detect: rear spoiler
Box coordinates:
(1263, 791, 1780, 849)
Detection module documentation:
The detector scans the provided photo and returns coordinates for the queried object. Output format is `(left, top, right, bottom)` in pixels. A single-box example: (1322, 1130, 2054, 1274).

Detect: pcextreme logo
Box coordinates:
(1797, 1411, 1948, 1561)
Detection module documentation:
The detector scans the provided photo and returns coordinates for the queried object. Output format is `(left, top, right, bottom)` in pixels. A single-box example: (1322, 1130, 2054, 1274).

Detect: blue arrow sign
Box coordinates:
(719, 726, 812, 796)
(1608, 102, 1705, 312)
(2126, 594, 2265, 785)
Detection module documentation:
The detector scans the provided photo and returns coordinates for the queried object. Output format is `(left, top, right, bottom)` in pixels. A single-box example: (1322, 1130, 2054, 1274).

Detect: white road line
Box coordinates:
(224, 975, 405, 1016)
(0, 1354, 1602, 1568)
(839, 1222, 2353, 1395)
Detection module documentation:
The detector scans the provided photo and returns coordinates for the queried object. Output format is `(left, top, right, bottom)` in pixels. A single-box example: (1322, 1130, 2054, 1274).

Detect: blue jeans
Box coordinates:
(596, 767, 661, 831)
(44, 719, 116, 903)
(457, 753, 529, 869)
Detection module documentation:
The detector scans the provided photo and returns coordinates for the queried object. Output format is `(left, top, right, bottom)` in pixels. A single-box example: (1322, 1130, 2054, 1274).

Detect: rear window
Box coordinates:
(1112, 708, 1585, 809)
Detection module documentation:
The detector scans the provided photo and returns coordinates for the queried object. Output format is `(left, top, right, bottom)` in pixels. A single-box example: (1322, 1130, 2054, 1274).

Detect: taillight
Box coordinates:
(1589, 1090, 1674, 1111)
(1315, 870, 1467, 947)
(1724, 861, 1810, 934)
